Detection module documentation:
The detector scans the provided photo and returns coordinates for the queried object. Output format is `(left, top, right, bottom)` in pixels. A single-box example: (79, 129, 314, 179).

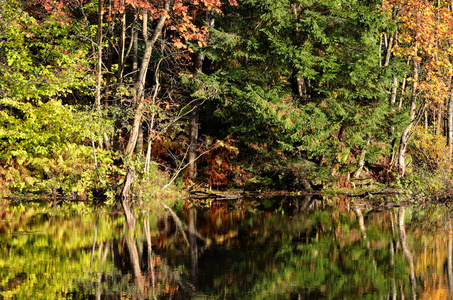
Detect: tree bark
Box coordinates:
(188, 98, 200, 179)
(135, 125, 143, 153)
(188, 13, 213, 179)
(124, 1, 170, 157)
(396, 57, 419, 178)
(132, 10, 138, 82)
(353, 136, 370, 178)
(448, 91, 453, 160)
(117, 4, 126, 85)
(95, 0, 103, 111)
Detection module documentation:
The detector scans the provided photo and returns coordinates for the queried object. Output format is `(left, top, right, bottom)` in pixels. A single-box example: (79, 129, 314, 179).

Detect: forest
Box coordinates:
(1, 0, 453, 201)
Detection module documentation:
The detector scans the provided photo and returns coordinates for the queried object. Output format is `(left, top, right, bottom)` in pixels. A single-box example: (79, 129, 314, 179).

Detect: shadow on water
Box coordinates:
(2, 195, 453, 299)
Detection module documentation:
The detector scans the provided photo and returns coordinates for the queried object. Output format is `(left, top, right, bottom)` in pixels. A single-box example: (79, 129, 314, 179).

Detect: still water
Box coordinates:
(1, 196, 453, 299)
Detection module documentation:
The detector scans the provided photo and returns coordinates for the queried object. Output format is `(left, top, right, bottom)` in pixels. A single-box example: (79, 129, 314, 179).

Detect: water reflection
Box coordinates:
(1, 197, 453, 299)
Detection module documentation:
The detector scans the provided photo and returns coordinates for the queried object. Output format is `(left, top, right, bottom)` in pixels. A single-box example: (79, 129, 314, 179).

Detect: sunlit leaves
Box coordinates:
(0, 98, 118, 196)
(384, 0, 453, 105)
(0, 1, 93, 101)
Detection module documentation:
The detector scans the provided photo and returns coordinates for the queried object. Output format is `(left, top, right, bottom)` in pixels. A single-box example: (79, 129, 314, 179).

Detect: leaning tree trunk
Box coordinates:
(95, 0, 103, 111)
(396, 58, 419, 178)
(124, 1, 170, 157)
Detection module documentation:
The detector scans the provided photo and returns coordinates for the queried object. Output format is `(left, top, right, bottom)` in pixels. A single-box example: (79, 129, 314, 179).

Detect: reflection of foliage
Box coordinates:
(0, 205, 191, 299)
(0, 205, 119, 299)
(189, 207, 411, 299)
(3, 202, 453, 299)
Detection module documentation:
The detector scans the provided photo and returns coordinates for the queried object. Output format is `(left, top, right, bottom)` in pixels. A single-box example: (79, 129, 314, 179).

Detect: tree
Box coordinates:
(383, 0, 453, 177)
(122, 0, 238, 158)
(198, 0, 399, 185)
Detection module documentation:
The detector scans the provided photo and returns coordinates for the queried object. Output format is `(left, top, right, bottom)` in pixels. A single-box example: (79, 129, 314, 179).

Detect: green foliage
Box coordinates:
(198, 0, 402, 185)
(0, 98, 119, 197)
(0, 0, 93, 101)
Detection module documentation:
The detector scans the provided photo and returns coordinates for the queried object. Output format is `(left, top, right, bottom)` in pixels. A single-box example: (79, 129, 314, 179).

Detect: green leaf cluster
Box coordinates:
(0, 0, 93, 101)
(0, 98, 118, 196)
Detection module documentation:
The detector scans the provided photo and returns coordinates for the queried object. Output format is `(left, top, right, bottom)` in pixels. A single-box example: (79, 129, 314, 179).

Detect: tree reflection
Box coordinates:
(3, 199, 453, 299)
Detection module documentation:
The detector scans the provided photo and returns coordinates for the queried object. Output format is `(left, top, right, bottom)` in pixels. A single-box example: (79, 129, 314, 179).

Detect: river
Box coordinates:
(1, 195, 452, 299)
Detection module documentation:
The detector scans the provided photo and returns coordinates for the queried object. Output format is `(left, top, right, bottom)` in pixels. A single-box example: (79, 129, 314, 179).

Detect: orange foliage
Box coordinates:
(35, 0, 237, 49)
(383, 0, 453, 106)
(198, 136, 245, 189)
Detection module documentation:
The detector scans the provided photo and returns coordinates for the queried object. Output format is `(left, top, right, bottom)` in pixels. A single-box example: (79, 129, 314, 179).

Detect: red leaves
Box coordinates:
(32, 0, 236, 50)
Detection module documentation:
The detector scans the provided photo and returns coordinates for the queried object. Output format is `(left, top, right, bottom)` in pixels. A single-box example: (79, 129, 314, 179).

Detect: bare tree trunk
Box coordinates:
(124, 1, 170, 157)
(135, 125, 143, 153)
(95, 0, 103, 111)
(353, 136, 370, 178)
(144, 80, 160, 174)
(188, 98, 200, 179)
(104, 0, 113, 106)
(188, 13, 213, 179)
(132, 13, 138, 82)
(449, 92, 453, 160)
(425, 108, 428, 130)
(396, 58, 419, 178)
(384, 32, 395, 67)
(436, 102, 442, 135)
(117, 5, 126, 85)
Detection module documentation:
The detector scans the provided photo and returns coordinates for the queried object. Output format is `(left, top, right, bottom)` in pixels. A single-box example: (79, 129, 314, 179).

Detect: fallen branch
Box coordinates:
(190, 191, 243, 201)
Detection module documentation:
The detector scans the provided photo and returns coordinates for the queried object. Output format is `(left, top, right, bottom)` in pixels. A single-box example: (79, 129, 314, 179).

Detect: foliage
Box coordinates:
(0, 98, 119, 197)
(0, 0, 93, 101)
(401, 126, 453, 201)
(197, 0, 401, 186)
(2, 0, 453, 196)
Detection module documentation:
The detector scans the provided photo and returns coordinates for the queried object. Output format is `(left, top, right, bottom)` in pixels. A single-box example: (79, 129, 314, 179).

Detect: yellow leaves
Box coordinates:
(174, 39, 186, 49)
(383, 0, 453, 107)
(413, 126, 452, 172)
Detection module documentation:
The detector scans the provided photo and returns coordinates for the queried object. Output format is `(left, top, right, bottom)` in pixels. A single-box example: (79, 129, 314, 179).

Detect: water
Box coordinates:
(1, 196, 452, 299)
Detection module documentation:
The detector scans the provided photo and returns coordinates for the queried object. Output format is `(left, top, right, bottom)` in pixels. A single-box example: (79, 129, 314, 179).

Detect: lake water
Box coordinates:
(1, 195, 453, 299)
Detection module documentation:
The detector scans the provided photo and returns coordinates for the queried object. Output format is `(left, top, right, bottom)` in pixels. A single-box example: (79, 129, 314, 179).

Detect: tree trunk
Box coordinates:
(117, 5, 126, 85)
(95, 0, 103, 111)
(124, 1, 170, 157)
(353, 136, 370, 178)
(104, 0, 113, 106)
(188, 13, 213, 179)
(135, 125, 143, 153)
(144, 66, 161, 175)
(132, 11, 138, 82)
(448, 91, 453, 160)
(396, 58, 419, 178)
(188, 98, 200, 179)
(436, 102, 442, 135)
